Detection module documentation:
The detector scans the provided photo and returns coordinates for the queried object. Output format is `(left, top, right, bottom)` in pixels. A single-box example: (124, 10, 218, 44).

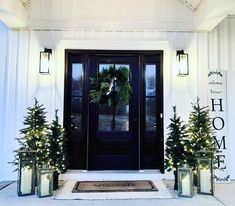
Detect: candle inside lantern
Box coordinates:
(20, 166, 32, 194)
(40, 174, 50, 196)
(181, 174, 190, 196)
(200, 168, 211, 193)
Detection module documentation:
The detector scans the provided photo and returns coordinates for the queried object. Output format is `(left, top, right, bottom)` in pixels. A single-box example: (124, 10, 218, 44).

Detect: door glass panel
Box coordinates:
(99, 103, 129, 131)
(146, 65, 156, 96)
(71, 63, 83, 131)
(72, 64, 83, 96)
(115, 64, 130, 70)
(146, 98, 156, 131)
(99, 104, 113, 131)
(99, 64, 114, 71)
(98, 64, 130, 132)
(145, 64, 156, 131)
(115, 103, 129, 131)
(71, 97, 82, 113)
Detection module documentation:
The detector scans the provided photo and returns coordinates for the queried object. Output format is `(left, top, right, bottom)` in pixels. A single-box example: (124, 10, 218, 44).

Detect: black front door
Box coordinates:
(88, 55, 139, 170)
(64, 50, 163, 171)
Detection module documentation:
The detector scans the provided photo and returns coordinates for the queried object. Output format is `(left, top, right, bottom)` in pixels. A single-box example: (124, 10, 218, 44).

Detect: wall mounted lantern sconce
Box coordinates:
(177, 50, 189, 76)
(39, 48, 52, 74)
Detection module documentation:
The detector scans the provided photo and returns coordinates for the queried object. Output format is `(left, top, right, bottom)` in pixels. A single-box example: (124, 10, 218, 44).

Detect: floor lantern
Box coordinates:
(197, 156, 214, 195)
(17, 150, 36, 196)
(178, 165, 194, 198)
(37, 166, 53, 198)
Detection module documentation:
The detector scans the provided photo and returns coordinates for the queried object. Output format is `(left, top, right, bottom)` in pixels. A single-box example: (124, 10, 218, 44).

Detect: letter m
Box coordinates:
(213, 136, 226, 150)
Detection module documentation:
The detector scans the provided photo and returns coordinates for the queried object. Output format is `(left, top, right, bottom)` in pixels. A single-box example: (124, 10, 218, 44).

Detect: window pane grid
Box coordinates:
(145, 64, 157, 131)
(71, 63, 83, 131)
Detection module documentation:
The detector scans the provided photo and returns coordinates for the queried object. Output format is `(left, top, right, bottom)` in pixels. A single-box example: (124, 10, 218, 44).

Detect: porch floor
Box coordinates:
(0, 180, 234, 206)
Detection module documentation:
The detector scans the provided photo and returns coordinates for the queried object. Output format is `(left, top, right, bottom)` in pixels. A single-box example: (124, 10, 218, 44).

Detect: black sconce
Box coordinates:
(39, 48, 52, 74)
(177, 50, 189, 76)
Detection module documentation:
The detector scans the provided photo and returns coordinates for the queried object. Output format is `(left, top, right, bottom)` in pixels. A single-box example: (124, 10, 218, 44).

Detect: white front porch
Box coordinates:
(60, 170, 165, 181)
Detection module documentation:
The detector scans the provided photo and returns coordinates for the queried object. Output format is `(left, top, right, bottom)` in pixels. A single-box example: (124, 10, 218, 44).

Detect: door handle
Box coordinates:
(71, 123, 75, 129)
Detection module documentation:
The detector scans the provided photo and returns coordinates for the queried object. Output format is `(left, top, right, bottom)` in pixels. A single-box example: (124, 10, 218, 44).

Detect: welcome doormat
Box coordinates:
(54, 180, 174, 200)
(72, 180, 158, 193)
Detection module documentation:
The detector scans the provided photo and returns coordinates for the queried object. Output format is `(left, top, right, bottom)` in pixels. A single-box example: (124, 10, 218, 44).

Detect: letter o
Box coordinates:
(212, 117, 224, 130)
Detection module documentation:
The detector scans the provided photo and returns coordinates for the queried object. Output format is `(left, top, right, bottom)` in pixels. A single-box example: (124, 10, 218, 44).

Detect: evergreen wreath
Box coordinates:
(89, 65, 132, 107)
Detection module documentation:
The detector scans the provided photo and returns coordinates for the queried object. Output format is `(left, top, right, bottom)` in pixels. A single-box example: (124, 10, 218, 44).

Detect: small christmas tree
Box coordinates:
(47, 109, 67, 173)
(47, 109, 67, 189)
(187, 97, 214, 170)
(14, 98, 50, 168)
(165, 106, 189, 190)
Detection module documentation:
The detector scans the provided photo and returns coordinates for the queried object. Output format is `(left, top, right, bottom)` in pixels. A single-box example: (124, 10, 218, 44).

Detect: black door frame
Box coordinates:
(64, 50, 164, 172)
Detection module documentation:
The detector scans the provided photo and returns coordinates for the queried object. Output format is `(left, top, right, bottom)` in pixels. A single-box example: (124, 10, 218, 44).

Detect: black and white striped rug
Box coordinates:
(0, 181, 14, 191)
(54, 180, 174, 200)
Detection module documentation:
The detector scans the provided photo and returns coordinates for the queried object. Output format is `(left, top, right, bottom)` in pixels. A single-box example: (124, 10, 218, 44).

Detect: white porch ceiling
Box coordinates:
(1, 0, 235, 30)
(20, 0, 203, 10)
(19, 0, 203, 9)
(178, 0, 203, 10)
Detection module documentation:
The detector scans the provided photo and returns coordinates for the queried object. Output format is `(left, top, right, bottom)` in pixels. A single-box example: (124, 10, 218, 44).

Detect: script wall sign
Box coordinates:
(208, 70, 230, 182)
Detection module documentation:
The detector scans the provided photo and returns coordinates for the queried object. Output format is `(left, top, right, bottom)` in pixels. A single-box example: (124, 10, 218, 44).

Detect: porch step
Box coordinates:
(60, 170, 165, 181)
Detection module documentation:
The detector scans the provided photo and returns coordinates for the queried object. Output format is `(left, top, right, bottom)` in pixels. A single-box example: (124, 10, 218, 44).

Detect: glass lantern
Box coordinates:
(37, 166, 53, 198)
(17, 150, 36, 196)
(178, 165, 194, 198)
(197, 157, 214, 195)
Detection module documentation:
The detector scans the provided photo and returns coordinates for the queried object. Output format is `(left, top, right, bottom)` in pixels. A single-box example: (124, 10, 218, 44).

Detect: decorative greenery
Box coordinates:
(165, 106, 189, 190)
(12, 99, 68, 178)
(47, 109, 68, 174)
(187, 97, 215, 170)
(13, 98, 50, 169)
(89, 65, 132, 108)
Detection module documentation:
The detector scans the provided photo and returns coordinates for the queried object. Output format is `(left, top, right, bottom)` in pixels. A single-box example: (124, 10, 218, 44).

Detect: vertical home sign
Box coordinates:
(208, 70, 230, 183)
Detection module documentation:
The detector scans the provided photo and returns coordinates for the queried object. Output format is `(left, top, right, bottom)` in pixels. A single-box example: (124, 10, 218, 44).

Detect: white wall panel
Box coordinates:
(230, 18, 235, 71)
(2, 30, 19, 180)
(227, 71, 235, 179)
(209, 27, 219, 70)
(209, 17, 235, 72)
(197, 32, 209, 105)
(28, 0, 193, 30)
(208, 17, 235, 179)
(0, 21, 9, 181)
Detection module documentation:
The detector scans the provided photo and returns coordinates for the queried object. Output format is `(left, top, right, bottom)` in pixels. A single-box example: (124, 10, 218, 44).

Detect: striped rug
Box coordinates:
(54, 180, 174, 200)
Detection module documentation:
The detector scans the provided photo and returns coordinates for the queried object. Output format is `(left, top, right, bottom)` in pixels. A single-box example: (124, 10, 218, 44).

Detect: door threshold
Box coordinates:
(60, 170, 165, 181)
(66, 169, 161, 173)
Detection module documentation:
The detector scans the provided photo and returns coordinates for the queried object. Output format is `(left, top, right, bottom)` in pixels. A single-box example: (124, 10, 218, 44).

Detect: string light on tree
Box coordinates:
(13, 98, 50, 169)
(165, 106, 190, 190)
(187, 97, 215, 170)
(47, 109, 68, 189)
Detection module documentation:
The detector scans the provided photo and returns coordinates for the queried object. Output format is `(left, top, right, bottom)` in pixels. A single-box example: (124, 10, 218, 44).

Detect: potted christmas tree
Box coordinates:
(165, 106, 189, 190)
(13, 98, 50, 169)
(47, 109, 67, 190)
(187, 98, 214, 170)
